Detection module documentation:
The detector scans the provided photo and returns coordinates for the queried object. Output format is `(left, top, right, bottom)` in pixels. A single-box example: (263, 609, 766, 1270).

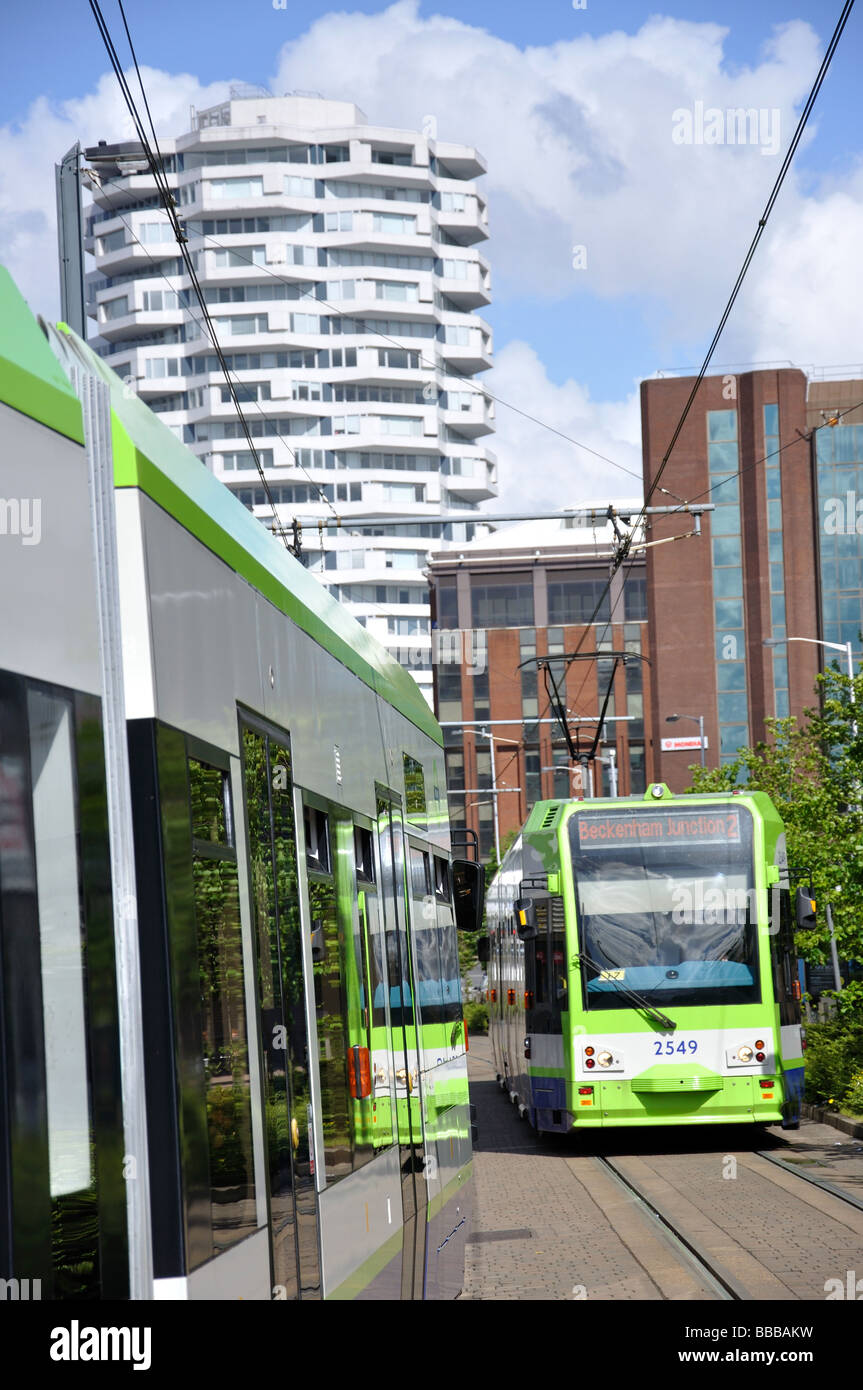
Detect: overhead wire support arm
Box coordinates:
(518, 650, 652, 769)
(296, 502, 715, 532)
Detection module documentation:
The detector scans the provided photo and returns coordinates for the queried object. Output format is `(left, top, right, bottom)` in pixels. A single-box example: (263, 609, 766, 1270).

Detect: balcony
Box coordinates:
(435, 266, 491, 309)
(441, 392, 494, 439)
(438, 328, 492, 374)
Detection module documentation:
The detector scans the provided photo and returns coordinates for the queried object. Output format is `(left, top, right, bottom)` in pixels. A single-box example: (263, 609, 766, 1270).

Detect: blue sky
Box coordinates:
(1, 1, 860, 506)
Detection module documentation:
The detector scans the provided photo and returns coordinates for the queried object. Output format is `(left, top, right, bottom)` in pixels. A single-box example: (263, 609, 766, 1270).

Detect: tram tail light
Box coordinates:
(490, 989, 497, 1003)
(524, 991, 534, 1010)
(464, 1019, 469, 1052)
(759, 1079, 775, 1088)
(578, 1087, 593, 1096)
(348, 1046, 372, 1099)
(524, 1037, 531, 1059)
(507, 989, 516, 1006)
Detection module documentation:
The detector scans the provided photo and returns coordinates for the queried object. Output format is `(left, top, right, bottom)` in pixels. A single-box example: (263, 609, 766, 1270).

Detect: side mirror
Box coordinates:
(514, 897, 538, 941)
(452, 858, 484, 932)
(795, 887, 816, 929)
(477, 935, 490, 964)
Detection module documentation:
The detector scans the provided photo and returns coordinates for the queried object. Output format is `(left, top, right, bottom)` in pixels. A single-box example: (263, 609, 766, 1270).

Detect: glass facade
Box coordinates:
(763, 404, 789, 716)
(816, 422, 863, 658)
(709, 409, 750, 762)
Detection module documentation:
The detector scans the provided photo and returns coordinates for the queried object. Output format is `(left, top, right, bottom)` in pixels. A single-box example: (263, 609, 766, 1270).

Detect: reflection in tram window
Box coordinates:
(243, 729, 319, 1299)
(189, 758, 255, 1255)
(403, 754, 426, 831)
(309, 874, 353, 1183)
(28, 688, 99, 1297)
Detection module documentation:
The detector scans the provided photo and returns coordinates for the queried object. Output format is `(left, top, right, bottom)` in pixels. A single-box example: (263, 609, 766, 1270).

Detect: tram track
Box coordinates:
(589, 1142, 863, 1301)
(469, 1041, 863, 1300)
(755, 1146, 863, 1215)
(592, 1156, 745, 1301)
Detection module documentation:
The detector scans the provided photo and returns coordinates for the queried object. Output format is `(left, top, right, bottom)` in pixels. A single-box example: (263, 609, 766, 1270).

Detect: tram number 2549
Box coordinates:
(654, 1039, 698, 1056)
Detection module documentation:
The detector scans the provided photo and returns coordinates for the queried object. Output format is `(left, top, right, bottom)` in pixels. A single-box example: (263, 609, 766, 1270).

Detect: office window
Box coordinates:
(547, 572, 610, 625)
(471, 576, 534, 629)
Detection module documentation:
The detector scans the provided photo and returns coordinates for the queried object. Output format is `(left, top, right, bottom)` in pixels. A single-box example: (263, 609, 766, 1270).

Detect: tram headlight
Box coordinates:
(736, 1044, 754, 1063)
(597, 1050, 614, 1068)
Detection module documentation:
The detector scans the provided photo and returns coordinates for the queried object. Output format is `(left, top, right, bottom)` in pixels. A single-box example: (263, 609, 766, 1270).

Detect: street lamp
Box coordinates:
(665, 712, 706, 768)
(449, 727, 520, 864)
(763, 636, 857, 739)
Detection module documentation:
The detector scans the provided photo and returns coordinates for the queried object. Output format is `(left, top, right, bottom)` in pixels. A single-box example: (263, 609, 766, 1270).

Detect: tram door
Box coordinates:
(242, 724, 321, 1300)
(376, 792, 428, 1300)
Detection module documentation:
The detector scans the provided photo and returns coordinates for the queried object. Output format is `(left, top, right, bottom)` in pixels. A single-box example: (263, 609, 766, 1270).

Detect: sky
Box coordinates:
(1, 0, 861, 511)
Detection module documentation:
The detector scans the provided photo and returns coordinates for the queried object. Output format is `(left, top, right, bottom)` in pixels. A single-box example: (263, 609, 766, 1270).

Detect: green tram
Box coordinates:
(0, 265, 481, 1300)
(484, 783, 807, 1132)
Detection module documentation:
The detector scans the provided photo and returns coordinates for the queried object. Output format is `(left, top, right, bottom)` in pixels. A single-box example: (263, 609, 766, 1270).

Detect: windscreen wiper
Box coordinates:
(573, 951, 677, 1032)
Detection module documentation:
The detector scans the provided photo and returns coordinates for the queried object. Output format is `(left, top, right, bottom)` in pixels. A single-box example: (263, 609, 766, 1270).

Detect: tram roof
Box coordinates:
(0, 264, 439, 744)
(0, 267, 84, 443)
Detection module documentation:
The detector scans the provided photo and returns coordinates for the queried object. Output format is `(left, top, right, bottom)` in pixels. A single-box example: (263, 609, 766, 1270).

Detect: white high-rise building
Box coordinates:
(83, 92, 497, 702)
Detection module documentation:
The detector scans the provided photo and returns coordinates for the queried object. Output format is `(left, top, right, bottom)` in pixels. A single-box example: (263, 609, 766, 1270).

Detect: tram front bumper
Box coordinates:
(571, 1073, 784, 1127)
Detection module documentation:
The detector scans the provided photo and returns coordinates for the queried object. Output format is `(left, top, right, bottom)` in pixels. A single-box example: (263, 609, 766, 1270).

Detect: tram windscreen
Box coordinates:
(568, 804, 760, 1009)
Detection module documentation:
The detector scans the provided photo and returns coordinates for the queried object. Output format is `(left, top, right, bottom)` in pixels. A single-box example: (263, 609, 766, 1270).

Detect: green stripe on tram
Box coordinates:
(0, 268, 84, 443)
(51, 319, 441, 744)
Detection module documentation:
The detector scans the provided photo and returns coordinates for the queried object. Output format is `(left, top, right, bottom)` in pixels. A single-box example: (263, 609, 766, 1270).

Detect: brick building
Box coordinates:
(641, 368, 863, 790)
(427, 512, 651, 862)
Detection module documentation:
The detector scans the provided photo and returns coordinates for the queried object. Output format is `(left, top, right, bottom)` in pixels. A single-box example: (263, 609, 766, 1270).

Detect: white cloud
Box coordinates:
(0, 70, 233, 314)
(488, 340, 642, 512)
(1, 2, 859, 512)
(270, 2, 825, 334)
(746, 168, 863, 369)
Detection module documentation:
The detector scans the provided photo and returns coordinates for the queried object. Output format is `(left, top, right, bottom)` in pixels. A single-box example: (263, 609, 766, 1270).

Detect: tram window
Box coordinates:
(354, 824, 375, 882)
(242, 727, 319, 1298)
(304, 805, 330, 872)
(438, 911, 462, 1022)
(535, 946, 548, 1005)
(410, 845, 431, 897)
(308, 874, 354, 1182)
(433, 855, 451, 901)
(188, 756, 256, 1256)
(28, 688, 99, 1292)
(403, 753, 427, 830)
(189, 758, 232, 844)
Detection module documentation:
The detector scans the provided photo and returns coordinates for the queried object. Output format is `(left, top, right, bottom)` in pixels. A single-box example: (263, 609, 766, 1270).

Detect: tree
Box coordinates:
(685, 665, 863, 968)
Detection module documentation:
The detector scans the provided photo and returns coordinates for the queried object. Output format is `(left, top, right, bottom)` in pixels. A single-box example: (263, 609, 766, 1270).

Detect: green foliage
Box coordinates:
(802, 1017, 863, 1106)
(458, 928, 478, 977)
(686, 665, 863, 967)
(843, 1068, 863, 1117)
(463, 999, 489, 1035)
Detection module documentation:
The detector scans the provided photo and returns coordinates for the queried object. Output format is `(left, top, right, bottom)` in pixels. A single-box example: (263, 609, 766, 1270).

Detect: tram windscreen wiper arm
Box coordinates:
(574, 951, 677, 1032)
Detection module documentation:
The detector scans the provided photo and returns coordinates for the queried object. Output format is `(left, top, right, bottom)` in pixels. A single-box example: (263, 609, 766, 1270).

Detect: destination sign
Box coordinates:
(575, 809, 742, 847)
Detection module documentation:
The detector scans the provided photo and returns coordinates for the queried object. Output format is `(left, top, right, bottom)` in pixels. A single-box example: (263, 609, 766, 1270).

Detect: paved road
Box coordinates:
(464, 1032, 863, 1301)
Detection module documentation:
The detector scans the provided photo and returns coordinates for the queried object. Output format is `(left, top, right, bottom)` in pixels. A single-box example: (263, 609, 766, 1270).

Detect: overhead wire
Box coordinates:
(88, 0, 336, 544)
(563, 0, 856, 729)
(87, 181, 344, 527)
(92, 175, 644, 488)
